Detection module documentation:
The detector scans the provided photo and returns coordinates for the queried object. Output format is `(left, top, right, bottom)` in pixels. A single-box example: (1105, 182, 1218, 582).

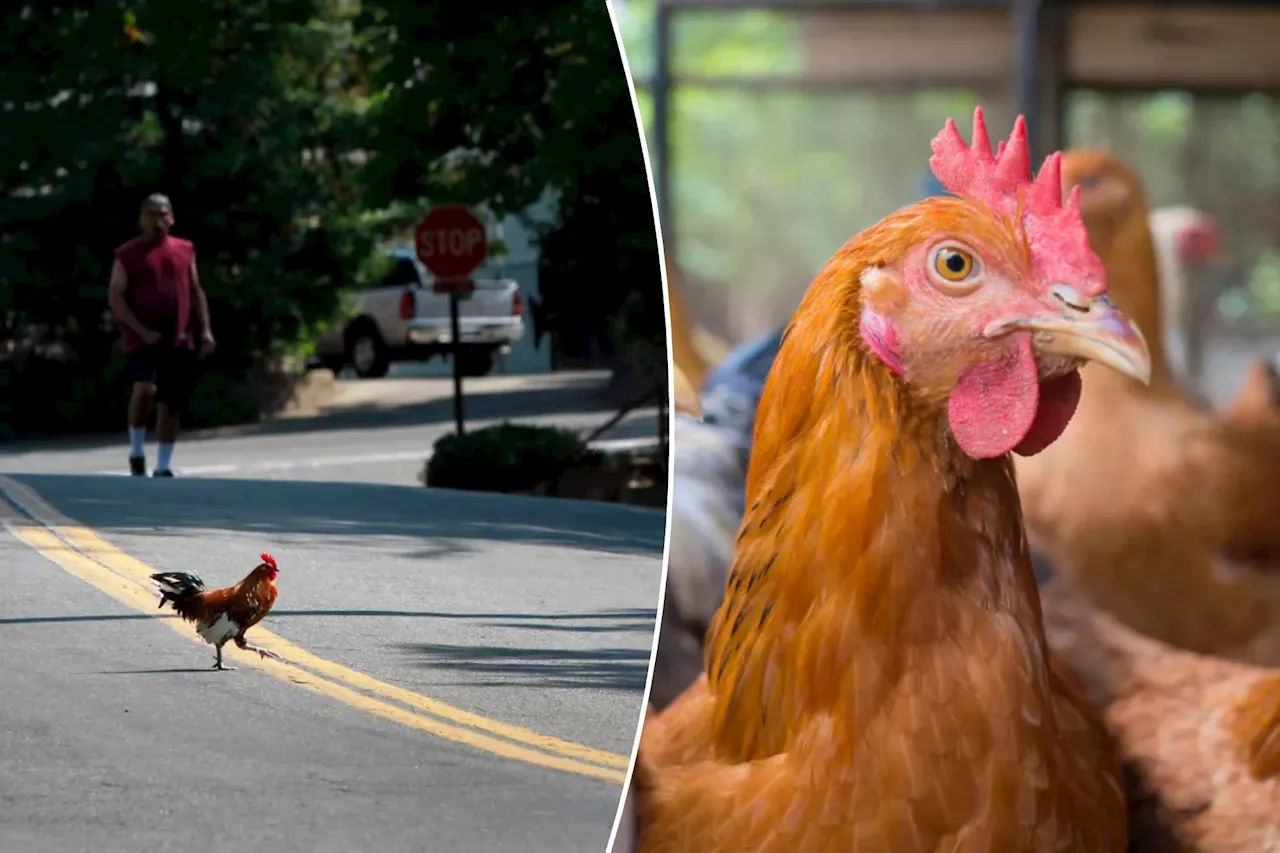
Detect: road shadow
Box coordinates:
(5, 608, 657, 693)
(269, 608, 656, 631)
(399, 607, 654, 692)
(91, 667, 217, 675)
(404, 642, 651, 692)
(7, 474, 666, 557)
(2, 607, 658, 630)
(196, 378, 642, 441)
(0, 372, 647, 454)
(0, 614, 178, 625)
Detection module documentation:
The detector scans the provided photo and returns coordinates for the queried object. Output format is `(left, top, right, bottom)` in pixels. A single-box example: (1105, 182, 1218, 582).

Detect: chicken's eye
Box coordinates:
(928, 243, 982, 293)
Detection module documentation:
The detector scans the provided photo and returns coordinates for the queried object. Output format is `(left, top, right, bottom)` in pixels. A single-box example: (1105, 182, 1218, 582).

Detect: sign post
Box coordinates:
(414, 205, 489, 437)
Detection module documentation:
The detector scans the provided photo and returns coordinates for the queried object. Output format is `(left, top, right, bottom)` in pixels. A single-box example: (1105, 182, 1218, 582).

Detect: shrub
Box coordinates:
(423, 422, 604, 494)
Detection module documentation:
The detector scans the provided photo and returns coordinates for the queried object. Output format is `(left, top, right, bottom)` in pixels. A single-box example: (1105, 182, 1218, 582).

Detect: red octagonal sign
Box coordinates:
(414, 205, 488, 279)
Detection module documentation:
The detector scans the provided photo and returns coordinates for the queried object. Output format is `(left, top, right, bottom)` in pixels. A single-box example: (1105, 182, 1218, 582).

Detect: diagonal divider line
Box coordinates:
(0, 474, 628, 782)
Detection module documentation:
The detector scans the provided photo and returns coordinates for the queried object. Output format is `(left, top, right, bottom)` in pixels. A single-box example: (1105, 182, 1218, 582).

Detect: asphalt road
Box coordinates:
(0, 373, 665, 852)
(0, 371, 663, 485)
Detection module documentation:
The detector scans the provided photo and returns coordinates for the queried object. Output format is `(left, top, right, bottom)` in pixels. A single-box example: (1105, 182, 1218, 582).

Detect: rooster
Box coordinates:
(631, 108, 1150, 852)
(152, 553, 283, 671)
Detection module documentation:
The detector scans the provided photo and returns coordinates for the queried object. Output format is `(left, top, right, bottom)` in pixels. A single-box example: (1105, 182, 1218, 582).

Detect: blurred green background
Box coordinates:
(617, 0, 1280, 358)
(0, 2, 664, 440)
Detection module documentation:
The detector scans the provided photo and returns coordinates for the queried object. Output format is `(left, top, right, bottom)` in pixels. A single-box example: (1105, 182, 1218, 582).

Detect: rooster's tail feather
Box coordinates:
(150, 571, 206, 611)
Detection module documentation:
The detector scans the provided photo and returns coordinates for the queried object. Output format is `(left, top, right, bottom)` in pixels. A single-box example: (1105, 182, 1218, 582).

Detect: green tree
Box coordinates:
(356, 2, 666, 363)
(619, 0, 1280, 341)
(0, 1, 668, 440)
(0, 0, 371, 437)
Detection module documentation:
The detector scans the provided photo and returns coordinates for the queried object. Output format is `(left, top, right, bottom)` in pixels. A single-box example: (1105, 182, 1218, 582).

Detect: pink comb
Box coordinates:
(928, 107, 1106, 298)
(260, 552, 277, 569)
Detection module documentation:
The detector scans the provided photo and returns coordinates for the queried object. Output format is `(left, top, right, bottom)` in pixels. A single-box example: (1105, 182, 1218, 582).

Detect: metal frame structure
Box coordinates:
(644, 0, 1280, 254)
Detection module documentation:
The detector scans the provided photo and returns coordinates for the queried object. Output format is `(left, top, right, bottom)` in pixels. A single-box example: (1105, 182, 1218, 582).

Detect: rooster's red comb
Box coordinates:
(260, 552, 277, 569)
(927, 106, 1105, 298)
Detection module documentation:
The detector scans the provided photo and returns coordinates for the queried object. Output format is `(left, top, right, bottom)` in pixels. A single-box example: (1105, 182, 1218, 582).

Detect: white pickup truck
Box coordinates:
(312, 248, 526, 379)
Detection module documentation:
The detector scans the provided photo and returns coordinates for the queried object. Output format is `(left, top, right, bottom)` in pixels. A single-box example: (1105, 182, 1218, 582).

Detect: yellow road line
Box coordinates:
(0, 474, 629, 783)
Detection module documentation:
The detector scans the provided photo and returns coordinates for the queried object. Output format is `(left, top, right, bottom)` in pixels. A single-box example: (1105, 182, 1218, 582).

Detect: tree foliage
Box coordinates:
(0, 1, 664, 439)
(618, 0, 1280, 340)
(357, 2, 664, 362)
(0, 0, 372, 435)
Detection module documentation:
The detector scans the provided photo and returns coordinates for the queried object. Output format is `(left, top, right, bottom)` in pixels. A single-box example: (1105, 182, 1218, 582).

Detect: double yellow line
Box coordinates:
(0, 473, 628, 784)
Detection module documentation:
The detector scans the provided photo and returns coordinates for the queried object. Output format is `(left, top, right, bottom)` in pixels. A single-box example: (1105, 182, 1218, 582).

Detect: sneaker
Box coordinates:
(129, 456, 146, 476)
(152, 469, 174, 478)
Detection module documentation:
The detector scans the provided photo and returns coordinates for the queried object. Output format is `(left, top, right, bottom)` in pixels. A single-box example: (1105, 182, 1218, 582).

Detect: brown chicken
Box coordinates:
(668, 259, 734, 420)
(151, 552, 282, 670)
(1147, 204, 1226, 380)
(673, 362, 702, 420)
(666, 261, 732, 389)
(1013, 149, 1280, 662)
(1038, 579, 1280, 853)
(1223, 355, 1280, 430)
(631, 109, 1151, 852)
(668, 267, 713, 394)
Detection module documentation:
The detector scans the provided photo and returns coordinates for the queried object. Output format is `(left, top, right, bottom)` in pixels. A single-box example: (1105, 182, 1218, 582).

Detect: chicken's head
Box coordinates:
(849, 108, 1151, 460)
(257, 552, 279, 581)
(1151, 205, 1226, 268)
(1059, 148, 1144, 244)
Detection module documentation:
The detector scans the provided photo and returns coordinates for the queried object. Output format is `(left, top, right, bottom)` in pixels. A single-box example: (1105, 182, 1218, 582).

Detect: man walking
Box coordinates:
(107, 193, 216, 477)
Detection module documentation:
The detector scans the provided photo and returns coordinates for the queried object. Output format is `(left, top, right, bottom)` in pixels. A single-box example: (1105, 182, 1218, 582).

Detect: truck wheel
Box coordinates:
(456, 349, 495, 378)
(346, 322, 390, 379)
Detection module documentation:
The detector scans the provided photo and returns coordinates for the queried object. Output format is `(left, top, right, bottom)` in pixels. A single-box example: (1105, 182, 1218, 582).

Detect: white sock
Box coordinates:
(156, 442, 175, 472)
(128, 427, 146, 457)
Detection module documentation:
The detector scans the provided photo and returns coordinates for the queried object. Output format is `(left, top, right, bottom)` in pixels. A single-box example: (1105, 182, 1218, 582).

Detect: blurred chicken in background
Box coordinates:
(1014, 148, 1280, 666)
(1013, 167, 1280, 843)
(667, 257, 732, 419)
(650, 407, 748, 708)
(654, 283, 746, 705)
(1224, 353, 1280, 429)
(1148, 204, 1229, 381)
(1039, 579, 1280, 853)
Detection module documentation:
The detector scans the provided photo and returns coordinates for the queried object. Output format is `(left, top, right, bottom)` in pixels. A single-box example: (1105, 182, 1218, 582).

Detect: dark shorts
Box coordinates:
(126, 346, 200, 411)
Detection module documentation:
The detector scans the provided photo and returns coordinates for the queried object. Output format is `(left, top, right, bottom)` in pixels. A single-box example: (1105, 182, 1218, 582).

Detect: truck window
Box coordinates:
(379, 259, 419, 287)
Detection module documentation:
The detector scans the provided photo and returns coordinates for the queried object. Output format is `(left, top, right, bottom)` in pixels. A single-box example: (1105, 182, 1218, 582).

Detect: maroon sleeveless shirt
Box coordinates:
(114, 234, 196, 354)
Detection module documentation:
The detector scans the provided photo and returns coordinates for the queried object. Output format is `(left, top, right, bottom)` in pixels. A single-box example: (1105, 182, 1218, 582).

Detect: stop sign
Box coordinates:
(414, 205, 488, 279)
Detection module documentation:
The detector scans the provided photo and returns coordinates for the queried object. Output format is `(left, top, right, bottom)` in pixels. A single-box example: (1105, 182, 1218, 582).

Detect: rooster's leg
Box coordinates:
(235, 635, 281, 661)
(212, 643, 235, 671)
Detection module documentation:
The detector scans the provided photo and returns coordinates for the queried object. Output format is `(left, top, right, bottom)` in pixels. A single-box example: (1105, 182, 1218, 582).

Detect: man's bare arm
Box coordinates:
(107, 258, 150, 337)
(190, 254, 213, 339)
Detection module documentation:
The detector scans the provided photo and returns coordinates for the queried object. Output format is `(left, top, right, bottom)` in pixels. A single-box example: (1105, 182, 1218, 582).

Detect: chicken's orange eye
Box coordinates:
(934, 247, 974, 282)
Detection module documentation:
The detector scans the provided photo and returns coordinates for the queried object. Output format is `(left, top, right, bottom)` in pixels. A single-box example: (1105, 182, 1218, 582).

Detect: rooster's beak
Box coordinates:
(991, 286, 1152, 386)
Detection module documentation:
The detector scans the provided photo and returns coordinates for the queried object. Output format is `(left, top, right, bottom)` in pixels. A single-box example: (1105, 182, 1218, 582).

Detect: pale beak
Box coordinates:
(989, 288, 1152, 386)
